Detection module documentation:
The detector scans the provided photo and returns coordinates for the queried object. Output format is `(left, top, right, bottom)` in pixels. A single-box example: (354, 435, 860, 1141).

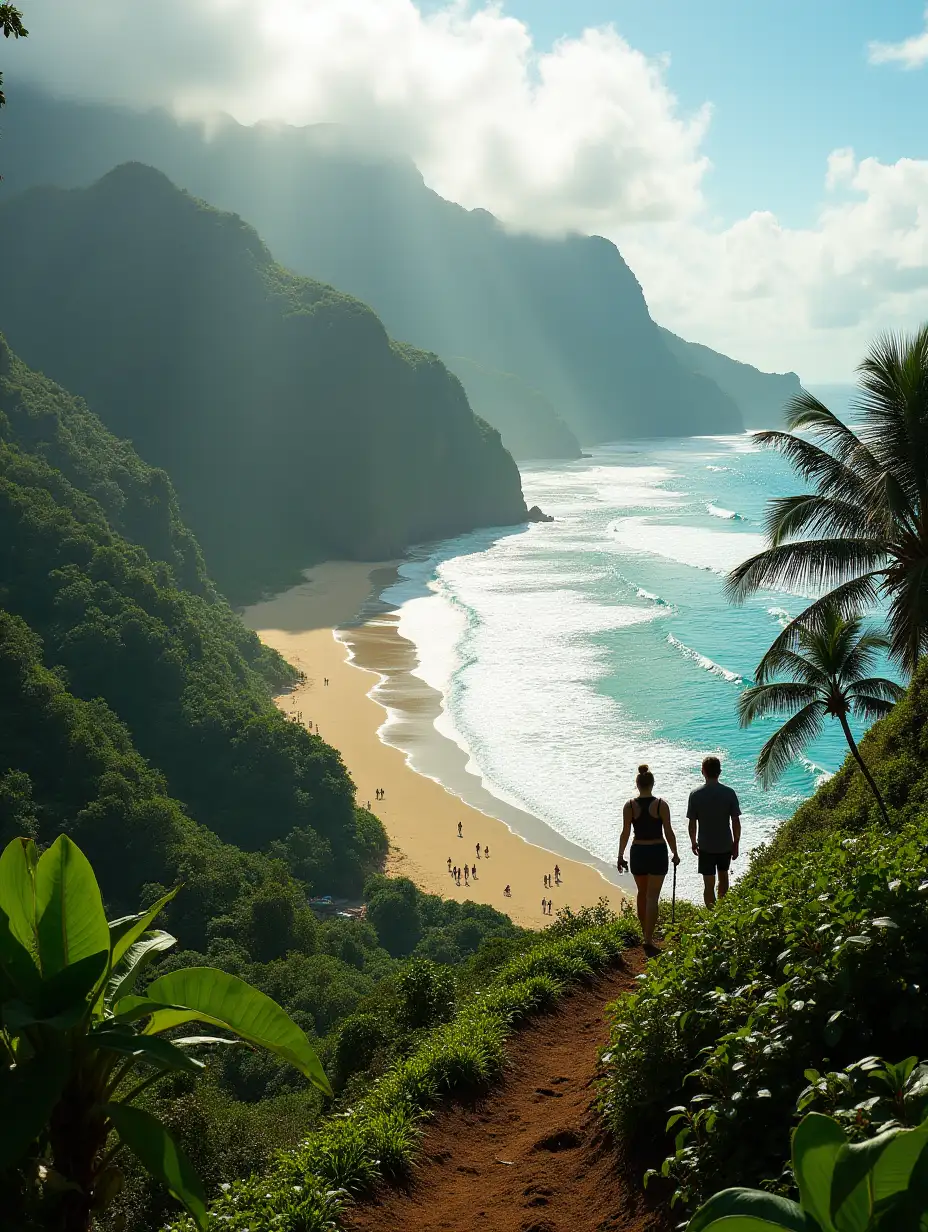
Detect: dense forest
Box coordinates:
(0, 336, 529, 1228)
(0, 88, 755, 444)
(0, 162, 526, 602)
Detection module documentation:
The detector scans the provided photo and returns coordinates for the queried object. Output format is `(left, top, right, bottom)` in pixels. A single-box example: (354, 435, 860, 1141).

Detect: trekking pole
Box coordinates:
(671, 860, 677, 925)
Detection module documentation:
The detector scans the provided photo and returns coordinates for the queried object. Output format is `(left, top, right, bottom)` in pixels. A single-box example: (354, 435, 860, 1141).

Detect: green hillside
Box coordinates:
(601, 656, 928, 1216)
(0, 162, 526, 602)
(444, 356, 582, 460)
(0, 90, 745, 445)
(0, 337, 531, 1229)
(659, 326, 802, 428)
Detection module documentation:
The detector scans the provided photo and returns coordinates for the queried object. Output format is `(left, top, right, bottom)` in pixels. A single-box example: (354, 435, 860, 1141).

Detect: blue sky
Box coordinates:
(440, 0, 928, 229)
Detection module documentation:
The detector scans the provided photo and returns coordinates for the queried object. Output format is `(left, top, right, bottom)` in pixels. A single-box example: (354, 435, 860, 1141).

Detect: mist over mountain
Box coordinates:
(0, 160, 526, 601)
(0, 88, 749, 443)
(659, 328, 801, 428)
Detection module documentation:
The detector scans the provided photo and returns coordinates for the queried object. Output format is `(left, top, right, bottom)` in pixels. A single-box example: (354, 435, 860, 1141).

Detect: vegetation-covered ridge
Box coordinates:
(600, 651, 928, 1217)
(161, 909, 640, 1232)
(0, 161, 527, 601)
(1, 90, 749, 444)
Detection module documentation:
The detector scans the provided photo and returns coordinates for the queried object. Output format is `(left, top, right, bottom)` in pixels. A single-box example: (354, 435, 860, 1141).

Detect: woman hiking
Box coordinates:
(617, 764, 680, 950)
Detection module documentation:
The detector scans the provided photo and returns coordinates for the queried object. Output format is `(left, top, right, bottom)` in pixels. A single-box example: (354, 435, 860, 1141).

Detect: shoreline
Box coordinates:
(243, 562, 632, 929)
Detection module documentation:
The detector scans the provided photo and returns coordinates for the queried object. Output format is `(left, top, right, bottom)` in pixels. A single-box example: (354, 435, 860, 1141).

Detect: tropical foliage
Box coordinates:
(737, 605, 901, 821)
(687, 1109, 928, 1231)
(0, 3, 27, 113)
(727, 327, 928, 675)
(163, 910, 640, 1232)
(600, 659, 928, 1218)
(0, 834, 330, 1232)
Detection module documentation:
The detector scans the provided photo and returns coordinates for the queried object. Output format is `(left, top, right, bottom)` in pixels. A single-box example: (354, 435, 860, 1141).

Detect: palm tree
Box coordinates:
(726, 325, 928, 676)
(738, 605, 903, 823)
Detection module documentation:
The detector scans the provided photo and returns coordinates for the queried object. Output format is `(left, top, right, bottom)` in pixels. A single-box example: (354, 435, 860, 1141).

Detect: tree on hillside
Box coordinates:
(0, 4, 27, 112)
(737, 604, 902, 823)
(727, 326, 928, 675)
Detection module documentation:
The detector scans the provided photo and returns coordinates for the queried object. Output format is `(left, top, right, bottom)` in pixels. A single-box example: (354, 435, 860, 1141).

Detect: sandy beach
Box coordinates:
(242, 562, 630, 929)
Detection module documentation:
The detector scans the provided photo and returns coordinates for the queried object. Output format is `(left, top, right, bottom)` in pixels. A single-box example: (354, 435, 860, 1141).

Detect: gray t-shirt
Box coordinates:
(687, 781, 741, 853)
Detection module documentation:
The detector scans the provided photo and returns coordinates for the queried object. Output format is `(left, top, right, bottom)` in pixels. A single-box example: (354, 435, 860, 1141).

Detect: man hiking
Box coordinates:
(687, 755, 741, 908)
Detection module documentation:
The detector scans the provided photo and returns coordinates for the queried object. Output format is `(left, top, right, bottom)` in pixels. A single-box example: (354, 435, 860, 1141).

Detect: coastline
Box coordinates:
(243, 562, 631, 929)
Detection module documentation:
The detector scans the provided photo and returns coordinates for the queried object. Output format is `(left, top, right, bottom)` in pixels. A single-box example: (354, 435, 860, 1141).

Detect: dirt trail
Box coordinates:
(346, 954, 668, 1232)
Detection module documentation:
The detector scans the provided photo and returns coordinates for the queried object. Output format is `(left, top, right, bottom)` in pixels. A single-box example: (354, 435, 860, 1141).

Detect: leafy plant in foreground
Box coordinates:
(687, 1109, 928, 1230)
(0, 834, 330, 1232)
(738, 604, 902, 823)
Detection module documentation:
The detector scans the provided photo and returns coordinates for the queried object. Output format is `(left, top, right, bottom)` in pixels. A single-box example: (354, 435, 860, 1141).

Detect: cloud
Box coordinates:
(15, 0, 710, 233)
(868, 8, 928, 69)
(619, 150, 928, 379)
(11, 0, 928, 380)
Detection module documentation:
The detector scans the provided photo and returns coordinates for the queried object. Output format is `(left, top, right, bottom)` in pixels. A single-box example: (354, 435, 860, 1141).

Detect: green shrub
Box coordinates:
(165, 917, 638, 1232)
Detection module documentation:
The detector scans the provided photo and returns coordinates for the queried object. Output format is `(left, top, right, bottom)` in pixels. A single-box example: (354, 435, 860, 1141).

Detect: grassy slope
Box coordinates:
(162, 911, 639, 1232)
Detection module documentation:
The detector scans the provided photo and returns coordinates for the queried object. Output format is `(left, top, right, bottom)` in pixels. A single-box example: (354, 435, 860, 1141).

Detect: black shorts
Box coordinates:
(698, 850, 732, 877)
(629, 843, 669, 877)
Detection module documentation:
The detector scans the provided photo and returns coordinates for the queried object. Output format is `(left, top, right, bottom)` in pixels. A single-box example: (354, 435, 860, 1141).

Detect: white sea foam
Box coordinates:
(707, 502, 746, 521)
(666, 633, 744, 684)
(768, 606, 793, 628)
(609, 517, 767, 575)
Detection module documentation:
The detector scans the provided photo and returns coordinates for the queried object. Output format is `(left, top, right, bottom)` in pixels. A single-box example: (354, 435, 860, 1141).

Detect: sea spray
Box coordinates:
(666, 632, 745, 685)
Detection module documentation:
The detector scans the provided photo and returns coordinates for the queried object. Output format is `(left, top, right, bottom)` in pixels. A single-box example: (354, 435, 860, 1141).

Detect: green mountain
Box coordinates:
(0, 89, 745, 444)
(443, 357, 582, 460)
(0, 333, 382, 913)
(659, 327, 802, 428)
(0, 161, 526, 602)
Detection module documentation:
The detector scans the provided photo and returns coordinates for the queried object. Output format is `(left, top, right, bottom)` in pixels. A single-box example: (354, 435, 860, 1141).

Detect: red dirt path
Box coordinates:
(346, 953, 669, 1232)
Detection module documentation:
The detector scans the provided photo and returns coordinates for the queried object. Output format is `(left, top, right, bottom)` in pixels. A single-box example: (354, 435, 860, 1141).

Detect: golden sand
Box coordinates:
(243, 562, 629, 929)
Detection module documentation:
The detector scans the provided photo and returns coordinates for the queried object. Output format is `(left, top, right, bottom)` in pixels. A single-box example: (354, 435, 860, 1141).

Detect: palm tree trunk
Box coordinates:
(837, 712, 891, 826)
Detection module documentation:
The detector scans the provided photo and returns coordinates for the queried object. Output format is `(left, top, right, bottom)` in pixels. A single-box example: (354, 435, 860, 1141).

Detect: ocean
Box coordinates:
(373, 432, 877, 902)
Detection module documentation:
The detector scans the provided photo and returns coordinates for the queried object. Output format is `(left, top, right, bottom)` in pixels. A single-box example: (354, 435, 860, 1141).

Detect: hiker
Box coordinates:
(458, 821, 463, 838)
(617, 764, 680, 950)
(687, 755, 741, 908)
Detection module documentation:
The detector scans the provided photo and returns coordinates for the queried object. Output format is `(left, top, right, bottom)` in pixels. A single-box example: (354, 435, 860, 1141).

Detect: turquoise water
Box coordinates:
(382, 433, 881, 901)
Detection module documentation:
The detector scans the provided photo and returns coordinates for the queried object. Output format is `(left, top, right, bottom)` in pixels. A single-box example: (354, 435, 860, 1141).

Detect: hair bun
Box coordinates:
(638, 763, 649, 774)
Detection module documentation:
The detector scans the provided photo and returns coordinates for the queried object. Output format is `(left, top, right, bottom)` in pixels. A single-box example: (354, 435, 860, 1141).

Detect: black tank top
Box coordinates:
(630, 796, 663, 841)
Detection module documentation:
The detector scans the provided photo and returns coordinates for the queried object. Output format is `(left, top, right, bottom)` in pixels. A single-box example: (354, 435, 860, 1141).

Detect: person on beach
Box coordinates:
(484, 845, 489, 859)
(464, 868, 470, 885)
(541, 897, 546, 913)
(687, 755, 741, 908)
(504, 884, 511, 897)
(554, 865, 560, 884)
(447, 857, 452, 873)
(458, 821, 463, 838)
(617, 764, 681, 950)
(471, 864, 477, 879)
(476, 843, 481, 859)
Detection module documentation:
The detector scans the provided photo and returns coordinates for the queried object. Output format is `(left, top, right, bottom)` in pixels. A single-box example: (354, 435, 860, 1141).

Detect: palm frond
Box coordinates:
(754, 702, 825, 788)
(884, 560, 928, 675)
(753, 431, 869, 504)
(725, 539, 887, 605)
(837, 629, 893, 685)
(764, 494, 873, 548)
(850, 694, 900, 721)
(753, 576, 882, 683)
(856, 327, 928, 507)
(752, 646, 828, 688)
(738, 682, 820, 726)
(783, 389, 881, 475)
(848, 675, 905, 702)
